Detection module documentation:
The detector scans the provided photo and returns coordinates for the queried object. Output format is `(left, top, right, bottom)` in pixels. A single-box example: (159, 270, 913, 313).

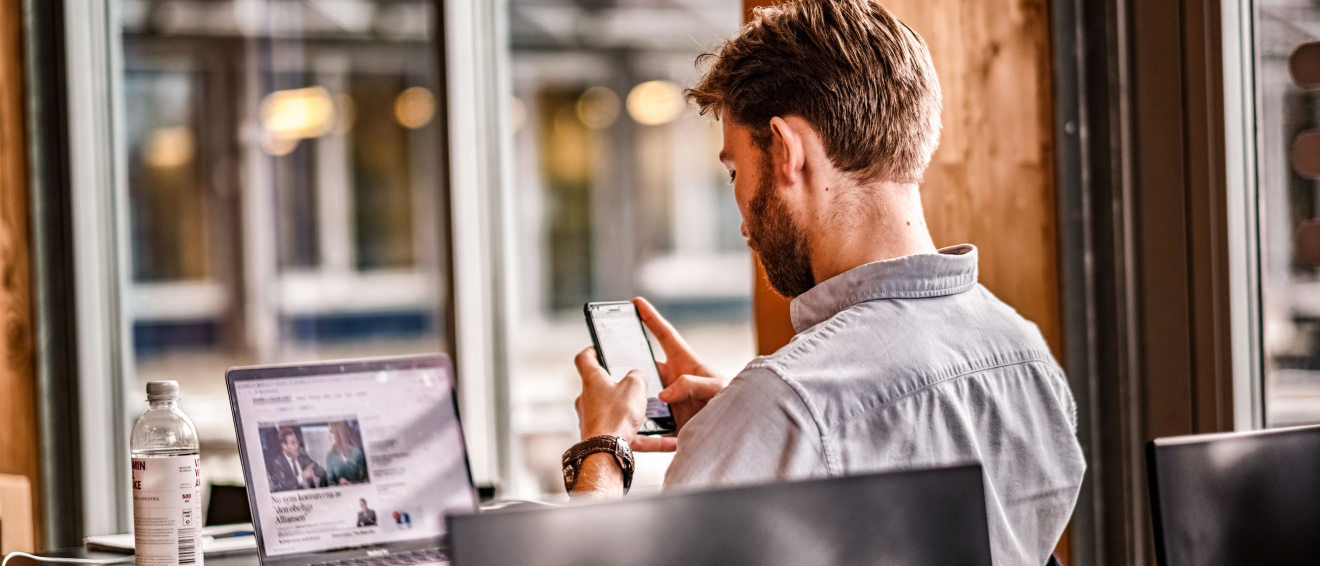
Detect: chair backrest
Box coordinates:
(447, 464, 993, 566)
(205, 483, 252, 526)
(1147, 424, 1320, 565)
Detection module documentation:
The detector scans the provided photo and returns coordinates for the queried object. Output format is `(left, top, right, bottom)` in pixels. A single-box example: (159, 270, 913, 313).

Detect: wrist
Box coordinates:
(583, 425, 635, 442)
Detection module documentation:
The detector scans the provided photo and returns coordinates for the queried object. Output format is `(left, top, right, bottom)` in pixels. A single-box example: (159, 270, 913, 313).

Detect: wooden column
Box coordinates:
(0, 0, 43, 550)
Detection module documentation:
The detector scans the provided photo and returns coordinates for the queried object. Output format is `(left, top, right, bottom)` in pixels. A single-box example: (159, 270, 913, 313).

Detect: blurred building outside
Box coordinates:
(1257, 0, 1320, 427)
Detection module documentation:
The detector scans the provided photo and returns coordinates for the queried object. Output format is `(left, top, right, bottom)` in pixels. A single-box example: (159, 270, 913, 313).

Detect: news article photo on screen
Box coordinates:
(231, 367, 473, 557)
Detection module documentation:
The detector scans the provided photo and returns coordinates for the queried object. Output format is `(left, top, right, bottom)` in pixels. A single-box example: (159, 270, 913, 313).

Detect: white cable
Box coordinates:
(2, 553, 134, 566)
(494, 499, 556, 507)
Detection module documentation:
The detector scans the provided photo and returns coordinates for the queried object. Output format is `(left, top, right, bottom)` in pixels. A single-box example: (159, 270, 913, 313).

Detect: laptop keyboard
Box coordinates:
(309, 548, 449, 566)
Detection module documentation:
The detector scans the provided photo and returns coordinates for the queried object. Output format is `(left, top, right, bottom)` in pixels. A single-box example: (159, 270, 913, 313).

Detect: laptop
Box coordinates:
(447, 464, 993, 566)
(1147, 425, 1320, 565)
(227, 355, 477, 566)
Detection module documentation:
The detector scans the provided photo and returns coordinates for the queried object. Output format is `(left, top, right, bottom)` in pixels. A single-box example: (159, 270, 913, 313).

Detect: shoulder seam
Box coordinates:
(763, 305, 862, 366)
(826, 356, 1060, 434)
(740, 363, 838, 476)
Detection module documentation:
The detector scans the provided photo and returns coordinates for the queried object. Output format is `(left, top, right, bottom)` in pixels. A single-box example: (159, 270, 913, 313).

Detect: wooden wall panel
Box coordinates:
(0, 0, 43, 550)
(745, 0, 1061, 360)
(873, 0, 1062, 357)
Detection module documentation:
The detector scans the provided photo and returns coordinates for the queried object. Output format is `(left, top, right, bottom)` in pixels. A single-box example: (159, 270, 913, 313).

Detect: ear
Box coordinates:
(768, 116, 805, 188)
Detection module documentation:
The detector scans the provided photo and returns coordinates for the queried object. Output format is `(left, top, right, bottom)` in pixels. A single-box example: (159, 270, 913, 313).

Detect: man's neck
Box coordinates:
(807, 181, 937, 284)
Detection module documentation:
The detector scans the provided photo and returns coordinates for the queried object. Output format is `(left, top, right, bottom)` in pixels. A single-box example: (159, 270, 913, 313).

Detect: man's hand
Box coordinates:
(570, 348, 647, 500)
(574, 348, 647, 442)
(631, 297, 729, 452)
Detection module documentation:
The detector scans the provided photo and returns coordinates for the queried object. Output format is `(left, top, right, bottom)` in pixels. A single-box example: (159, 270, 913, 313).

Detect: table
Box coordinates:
(12, 548, 258, 566)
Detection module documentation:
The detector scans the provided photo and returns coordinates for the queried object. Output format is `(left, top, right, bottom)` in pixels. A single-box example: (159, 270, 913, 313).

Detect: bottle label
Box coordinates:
(133, 455, 204, 566)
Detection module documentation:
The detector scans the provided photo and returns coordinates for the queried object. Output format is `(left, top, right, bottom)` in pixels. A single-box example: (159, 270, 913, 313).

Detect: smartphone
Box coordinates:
(583, 301, 677, 435)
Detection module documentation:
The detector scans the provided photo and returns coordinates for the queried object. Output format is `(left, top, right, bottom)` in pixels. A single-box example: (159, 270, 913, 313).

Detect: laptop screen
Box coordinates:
(229, 357, 476, 558)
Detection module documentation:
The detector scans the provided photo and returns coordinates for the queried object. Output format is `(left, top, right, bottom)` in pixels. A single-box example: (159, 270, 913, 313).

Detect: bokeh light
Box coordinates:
(626, 80, 684, 126)
(394, 86, 436, 129)
(260, 86, 335, 141)
(576, 86, 620, 130)
(145, 126, 195, 168)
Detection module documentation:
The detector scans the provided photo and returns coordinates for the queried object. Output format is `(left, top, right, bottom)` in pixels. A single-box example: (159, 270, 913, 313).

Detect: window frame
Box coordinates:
(1222, 0, 1265, 432)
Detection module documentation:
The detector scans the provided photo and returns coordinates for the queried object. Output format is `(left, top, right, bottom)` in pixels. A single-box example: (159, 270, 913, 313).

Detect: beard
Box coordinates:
(745, 158, 816, 298)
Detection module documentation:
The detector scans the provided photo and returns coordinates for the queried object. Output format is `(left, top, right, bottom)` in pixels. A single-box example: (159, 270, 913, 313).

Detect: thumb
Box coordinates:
(630, 435, 677, 452)
(658, 375, 724, 403)
(575, 347, 610, 386)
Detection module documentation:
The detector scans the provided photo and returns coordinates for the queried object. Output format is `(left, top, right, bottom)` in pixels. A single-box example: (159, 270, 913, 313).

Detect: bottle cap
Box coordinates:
(146, 380, 180, 401)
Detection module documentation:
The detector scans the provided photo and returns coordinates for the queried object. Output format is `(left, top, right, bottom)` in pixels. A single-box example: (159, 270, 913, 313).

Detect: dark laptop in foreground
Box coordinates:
(1148, 424, 1320, 565)
(447, 464, 993, 566)
(226, 355, 477, 566)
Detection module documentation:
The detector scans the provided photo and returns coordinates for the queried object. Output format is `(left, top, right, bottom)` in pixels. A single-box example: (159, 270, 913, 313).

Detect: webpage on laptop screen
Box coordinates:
(233, 367, 474, 557)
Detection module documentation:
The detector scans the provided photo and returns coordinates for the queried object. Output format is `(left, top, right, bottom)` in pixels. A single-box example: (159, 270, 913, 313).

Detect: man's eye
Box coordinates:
(728, 171, 737, 184)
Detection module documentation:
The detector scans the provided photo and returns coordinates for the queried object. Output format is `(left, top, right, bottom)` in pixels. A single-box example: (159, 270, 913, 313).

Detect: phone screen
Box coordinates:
(586, 303, 673, 425)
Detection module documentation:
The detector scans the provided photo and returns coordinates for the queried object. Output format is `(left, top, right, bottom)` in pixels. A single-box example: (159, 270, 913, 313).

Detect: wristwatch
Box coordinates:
(562, 435, 634, 494)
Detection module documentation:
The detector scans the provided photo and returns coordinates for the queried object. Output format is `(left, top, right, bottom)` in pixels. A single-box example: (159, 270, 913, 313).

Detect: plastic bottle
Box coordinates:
(131, 381, 204, 566)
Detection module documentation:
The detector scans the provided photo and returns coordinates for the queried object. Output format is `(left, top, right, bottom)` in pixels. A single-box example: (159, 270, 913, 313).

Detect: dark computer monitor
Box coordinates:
(1147, 424, 1320, 565)
(447, 464, 992, 566)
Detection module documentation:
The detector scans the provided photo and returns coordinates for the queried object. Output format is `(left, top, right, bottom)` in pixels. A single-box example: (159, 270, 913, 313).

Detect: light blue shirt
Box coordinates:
(664, 245, 1085, 566)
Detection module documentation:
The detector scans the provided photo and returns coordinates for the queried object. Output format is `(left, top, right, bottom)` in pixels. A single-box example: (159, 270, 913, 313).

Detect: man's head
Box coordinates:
(360, 498, 368, 510)
(688, 0, 942, 297)
(279, 428, 300, 457)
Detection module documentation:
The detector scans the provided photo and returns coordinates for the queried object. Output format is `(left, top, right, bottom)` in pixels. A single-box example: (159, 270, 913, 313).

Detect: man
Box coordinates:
(562, 1, 1085, 565)
(267, 427, 327, 492)
(356, 499, 377, 527)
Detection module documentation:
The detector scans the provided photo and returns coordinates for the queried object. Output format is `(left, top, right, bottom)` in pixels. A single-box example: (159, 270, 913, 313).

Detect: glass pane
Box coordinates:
(1256, 1, 1320, 426)
(116, 0, 448, 495)
(503, 0, 750, 498)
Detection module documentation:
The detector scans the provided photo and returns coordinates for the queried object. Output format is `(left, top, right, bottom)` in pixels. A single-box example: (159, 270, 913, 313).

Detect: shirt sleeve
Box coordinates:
(662, 366, 828, 491)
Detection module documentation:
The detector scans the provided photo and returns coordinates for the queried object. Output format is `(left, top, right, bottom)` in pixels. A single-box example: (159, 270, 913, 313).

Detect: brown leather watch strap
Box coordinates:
(562, 435, 634, 494)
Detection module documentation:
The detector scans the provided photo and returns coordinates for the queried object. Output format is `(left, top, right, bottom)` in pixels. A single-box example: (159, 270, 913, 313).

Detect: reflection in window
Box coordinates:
(504, 0, 750, 498)
(117, 0, 447, 494)
(125, 70, 210, 282)
(1256, 1, 1320, 426)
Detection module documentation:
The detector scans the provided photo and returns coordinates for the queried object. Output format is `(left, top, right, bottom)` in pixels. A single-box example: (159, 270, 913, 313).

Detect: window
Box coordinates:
(68, 0, 752, 529)
(1238, 0, 1320, 427)
(115, 0, 448, 503)
(501, 0, 750, 497)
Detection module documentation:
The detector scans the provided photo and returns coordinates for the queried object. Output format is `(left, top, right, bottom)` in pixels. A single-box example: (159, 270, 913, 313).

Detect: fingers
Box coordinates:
(630, 435, 678, 452)
(657, 374, 725, 403)
(633, 297, 695, 360)
(619, 369, 647, 392)
(575, 347, 609, 385)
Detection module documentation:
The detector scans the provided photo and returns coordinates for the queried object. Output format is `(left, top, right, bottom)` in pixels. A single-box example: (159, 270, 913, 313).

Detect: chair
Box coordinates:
(1147, 424, 1320, 565)
(448, 464, 993, 566)
(205, 483, 252, 526)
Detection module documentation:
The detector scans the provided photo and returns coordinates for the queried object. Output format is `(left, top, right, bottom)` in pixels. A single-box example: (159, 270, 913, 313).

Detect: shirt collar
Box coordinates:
(788, 244, 979, 333)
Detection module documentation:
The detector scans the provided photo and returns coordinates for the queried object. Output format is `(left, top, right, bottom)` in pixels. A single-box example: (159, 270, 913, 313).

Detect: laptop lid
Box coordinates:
(1147, 424, 1320, 566)
(446, 464, 992, 566)
(226, 355, 477, 566)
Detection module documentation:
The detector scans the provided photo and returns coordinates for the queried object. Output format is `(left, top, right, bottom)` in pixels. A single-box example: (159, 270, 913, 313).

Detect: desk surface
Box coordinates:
(20, 548, 258, 566)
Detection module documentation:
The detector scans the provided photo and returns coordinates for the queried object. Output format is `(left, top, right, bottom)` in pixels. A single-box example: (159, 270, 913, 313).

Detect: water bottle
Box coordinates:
(131, 381, 204, 566)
